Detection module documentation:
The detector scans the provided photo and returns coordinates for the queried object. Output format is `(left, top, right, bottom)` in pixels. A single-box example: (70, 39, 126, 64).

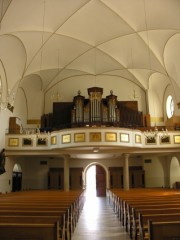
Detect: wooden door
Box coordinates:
(12, 172, 22, 192)
(96, 165, 106, 197)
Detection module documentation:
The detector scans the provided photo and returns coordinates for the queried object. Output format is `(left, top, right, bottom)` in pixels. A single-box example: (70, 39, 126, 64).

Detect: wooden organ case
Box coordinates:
(41, 87, 144, 130)
(71, 87, 142, 128)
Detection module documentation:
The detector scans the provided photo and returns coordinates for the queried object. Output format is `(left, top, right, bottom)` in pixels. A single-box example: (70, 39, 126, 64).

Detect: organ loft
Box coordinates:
(71, 87, 120, 127)
(41, 87, 145, 131)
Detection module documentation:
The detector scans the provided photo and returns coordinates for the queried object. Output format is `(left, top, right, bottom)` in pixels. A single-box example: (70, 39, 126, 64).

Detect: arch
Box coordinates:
(13, 163, 22, 173)
(83, 162, 110, 190)
(170, 156, 180, 188)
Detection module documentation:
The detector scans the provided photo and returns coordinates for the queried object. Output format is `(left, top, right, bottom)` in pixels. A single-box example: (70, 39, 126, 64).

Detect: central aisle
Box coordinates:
(72, 193, 131, 240)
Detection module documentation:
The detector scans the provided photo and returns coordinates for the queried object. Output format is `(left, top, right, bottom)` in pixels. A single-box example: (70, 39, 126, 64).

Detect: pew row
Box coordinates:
(148, 220, 180, 240)
(0, 190, 85, 240)
(0, 222, 60, 240)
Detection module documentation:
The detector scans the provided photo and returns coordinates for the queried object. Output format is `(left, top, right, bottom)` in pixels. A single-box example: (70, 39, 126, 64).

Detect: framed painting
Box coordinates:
(135, 134, 141, 143)
(174, 135, 180, 144)
(74, 133, 85, 143)
(105, 132, 117, 142)
(160, 136, 170, 144)
(37, 138, 47, 146)
(89, 132, 101, 142)
(51, 136, 57, 145)
(120, 133, 129, 143)
(145, 137, 156, 144)
(22, 138, 32, 146)
(62, 134, 71, 144)
(8, 138, 19, 147)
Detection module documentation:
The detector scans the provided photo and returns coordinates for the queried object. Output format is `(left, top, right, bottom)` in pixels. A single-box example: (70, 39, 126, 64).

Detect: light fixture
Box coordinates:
(144, 127, 169, 140)
(129, 89, 141, 101)
(93, 148, 99, 153)
(0, 84, 15, 111)
(144, 127, 158, 140)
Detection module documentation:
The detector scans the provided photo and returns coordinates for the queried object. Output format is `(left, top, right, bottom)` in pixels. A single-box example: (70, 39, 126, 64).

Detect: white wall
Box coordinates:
(0, 154, 169, 192)
(143, 156, 165, 188)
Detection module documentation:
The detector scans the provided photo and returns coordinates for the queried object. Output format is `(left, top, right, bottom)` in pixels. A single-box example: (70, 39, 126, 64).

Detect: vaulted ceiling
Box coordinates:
(0, 0, 180, 100)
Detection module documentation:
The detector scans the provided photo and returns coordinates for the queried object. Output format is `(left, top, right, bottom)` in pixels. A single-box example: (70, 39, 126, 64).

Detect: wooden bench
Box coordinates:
(0, 222, 60, 240)
(148, 220, 180, 240)
(0, 190, 85, 240)
(0, 215, 65, 240)
(139, 213, 180, 240)
(108, 189, 180, 240)
(131, 207, 180, 240)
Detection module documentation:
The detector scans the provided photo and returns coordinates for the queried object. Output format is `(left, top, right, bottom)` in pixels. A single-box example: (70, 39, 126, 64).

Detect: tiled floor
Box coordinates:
(72, 193, 131, 240)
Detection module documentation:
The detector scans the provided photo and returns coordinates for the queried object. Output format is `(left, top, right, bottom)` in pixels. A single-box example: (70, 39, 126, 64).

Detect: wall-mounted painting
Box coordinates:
(105, 132, 117, 142)
(174, 135, 180, 144)
(51, 136, 57, 145)
(37, 138, 47, 146)
(22, 138, 32, 146)
(74, 133, 85, 143)
(8, 138, 19, 147)
(89, 132, 101, 142)
(120, 133, 129, 142)
(145, 137, 156, 144)
(160, 136, 170, 144)
(135, 134, 141, 143)
(62, 134, 71, 144)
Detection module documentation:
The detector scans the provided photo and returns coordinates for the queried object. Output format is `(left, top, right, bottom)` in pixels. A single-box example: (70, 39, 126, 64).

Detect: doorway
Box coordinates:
(12, 163, 22, 192)
(86, 164, 106, 197)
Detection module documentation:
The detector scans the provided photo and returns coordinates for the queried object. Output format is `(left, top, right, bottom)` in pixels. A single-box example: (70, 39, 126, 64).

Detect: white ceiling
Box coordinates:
(0, 0, 180, 98)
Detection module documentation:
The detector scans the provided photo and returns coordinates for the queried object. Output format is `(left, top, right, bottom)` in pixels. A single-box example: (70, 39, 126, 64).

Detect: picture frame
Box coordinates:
(8, 138, 19, 147)
(22, 138, 32, 146)
(105, 132, 117, 142)
(135, 134, 141, 143)
(74, 133, 85, 143)
(62, 134, 71, 144)
(89, 132, 101, 142)
(120, 133, 129, 143)
(160, 136, 170, 144)
(145, 137, 156, 144)
(174, 135, 180, 144)
(51, 136, 57, 145)
(37, 138, 47, 146)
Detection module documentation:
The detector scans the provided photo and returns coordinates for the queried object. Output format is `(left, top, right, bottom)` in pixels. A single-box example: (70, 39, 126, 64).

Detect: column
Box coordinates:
(123, 154, 130, 190)
(63, 155, 70, 191)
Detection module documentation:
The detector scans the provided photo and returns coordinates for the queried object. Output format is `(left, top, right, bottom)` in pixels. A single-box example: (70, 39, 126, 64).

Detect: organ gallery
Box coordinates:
(41, 87, 144, 130)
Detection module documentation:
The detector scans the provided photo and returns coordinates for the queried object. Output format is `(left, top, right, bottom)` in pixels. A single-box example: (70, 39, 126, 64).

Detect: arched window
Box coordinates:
(166, 95, 174, 119)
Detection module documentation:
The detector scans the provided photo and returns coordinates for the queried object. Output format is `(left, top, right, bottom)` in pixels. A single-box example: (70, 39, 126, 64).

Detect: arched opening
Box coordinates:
(170, 157, 180, 188)
(84, 163, 108, 197)
(12, 163, 22, 192)
(86, 165, 96, 197)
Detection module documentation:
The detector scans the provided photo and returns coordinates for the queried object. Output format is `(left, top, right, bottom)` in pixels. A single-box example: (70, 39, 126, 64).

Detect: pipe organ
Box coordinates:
(41, 87, 144, 131)
(71, 87, 141, 127)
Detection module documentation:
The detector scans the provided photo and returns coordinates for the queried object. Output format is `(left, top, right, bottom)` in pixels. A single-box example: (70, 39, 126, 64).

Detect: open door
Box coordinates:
(96, 165, 106, 197)
(12, 163, 22, 192)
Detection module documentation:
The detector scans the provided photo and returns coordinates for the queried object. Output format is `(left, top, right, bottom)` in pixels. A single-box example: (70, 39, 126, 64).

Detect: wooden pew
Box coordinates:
(139, 213, 180, 240)
(131, 207, 180, 240)
(148, 220, 180, 240)
(0, 215, 65, 240)
(108, 189, 180, 240)
(0, 222, 60, 240)
(0, 190, 85, 240)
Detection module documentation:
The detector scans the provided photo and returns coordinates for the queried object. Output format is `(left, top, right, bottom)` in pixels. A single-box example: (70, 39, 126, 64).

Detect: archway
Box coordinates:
(83, 162, 109, 197)
(170, 157, 180, 188)
(12, 163, 22, 192)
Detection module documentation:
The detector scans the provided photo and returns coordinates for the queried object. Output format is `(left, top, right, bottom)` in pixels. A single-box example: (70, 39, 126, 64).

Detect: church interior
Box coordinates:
(0, 0, 180, 239)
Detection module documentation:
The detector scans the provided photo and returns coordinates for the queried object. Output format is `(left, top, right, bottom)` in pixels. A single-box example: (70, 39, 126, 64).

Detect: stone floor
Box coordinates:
(72, 192, 131, 240)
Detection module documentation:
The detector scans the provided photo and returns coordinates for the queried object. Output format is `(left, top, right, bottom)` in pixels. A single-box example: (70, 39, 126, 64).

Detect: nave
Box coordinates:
(72, 192, 131, 240)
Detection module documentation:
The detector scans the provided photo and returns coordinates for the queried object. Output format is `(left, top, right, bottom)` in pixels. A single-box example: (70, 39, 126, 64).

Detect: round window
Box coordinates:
(166, 95, 174, 118)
